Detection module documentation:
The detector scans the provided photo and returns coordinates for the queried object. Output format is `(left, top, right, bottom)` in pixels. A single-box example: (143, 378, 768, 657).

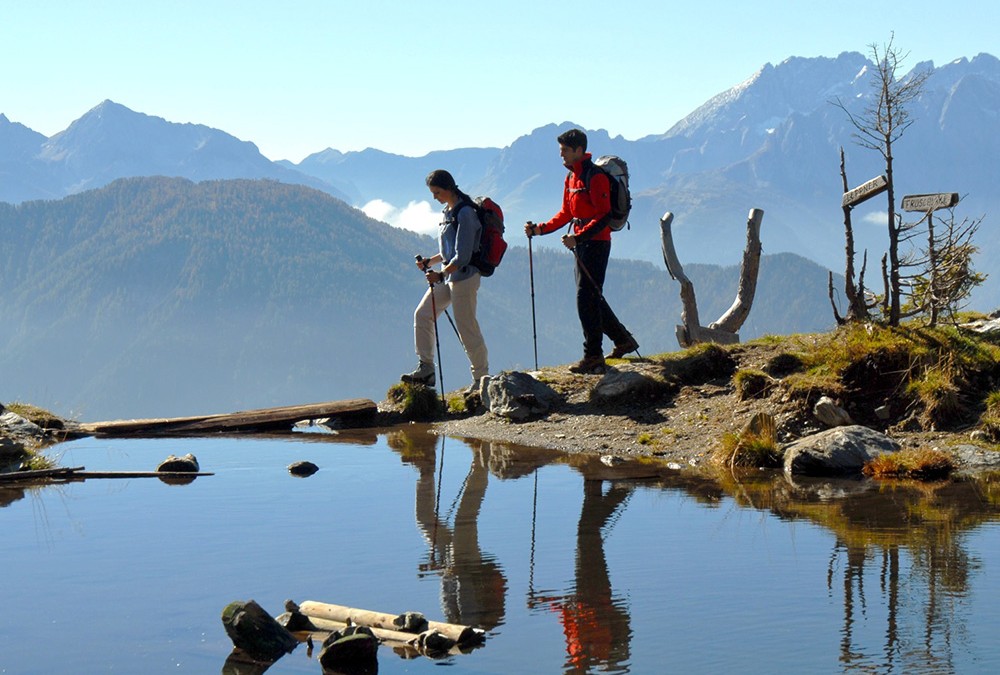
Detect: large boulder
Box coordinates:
(783, 425, 900, 476)
(483, 371, 561, 421)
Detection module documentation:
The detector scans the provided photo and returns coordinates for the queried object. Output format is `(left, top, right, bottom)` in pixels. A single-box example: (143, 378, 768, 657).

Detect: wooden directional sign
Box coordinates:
(842, 175, 888, 207)
(901, 192, 960, 212)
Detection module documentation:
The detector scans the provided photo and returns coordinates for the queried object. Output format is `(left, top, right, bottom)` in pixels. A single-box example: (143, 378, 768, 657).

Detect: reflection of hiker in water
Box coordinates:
(408, 437, 507, 630)
(530, 480, 633, 673)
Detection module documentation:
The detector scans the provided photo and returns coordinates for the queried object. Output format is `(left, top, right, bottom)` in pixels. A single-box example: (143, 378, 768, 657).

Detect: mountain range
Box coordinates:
(2, 50, 998, 418)
(4, 51, 997, 307)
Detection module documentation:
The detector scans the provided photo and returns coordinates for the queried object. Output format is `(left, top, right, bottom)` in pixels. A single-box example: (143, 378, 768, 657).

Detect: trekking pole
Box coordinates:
(416, 255, 447, 406)
(417, 256, 463, 345)
(571, 246, 642, 359)
(527, 232, 539, 371)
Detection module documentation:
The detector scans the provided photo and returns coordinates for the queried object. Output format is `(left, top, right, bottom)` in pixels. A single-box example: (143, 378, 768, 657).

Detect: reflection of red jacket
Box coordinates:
(538, 153, 612, 242)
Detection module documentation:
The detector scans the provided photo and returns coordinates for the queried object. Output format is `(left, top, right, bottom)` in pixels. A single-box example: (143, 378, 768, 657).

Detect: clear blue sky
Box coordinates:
(3, 0, 998, 162)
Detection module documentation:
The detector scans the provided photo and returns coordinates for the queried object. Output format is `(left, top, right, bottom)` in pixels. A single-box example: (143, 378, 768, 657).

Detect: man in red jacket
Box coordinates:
(524, 128, 639, 374)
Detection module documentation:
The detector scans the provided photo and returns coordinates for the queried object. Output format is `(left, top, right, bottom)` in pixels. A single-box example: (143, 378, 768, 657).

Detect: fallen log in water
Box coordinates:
(222, 598, 484, 672)
(0, 467, 214, 484)
(78, 398, 379, 436)
(293, 615, 472, 658)
(296, 600, 485, 648)
(0, 466, 85, 483)
(71, 471, 215, 479)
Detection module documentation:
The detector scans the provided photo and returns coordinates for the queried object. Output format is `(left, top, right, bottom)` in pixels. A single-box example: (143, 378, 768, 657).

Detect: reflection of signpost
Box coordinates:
(842, 175, 888, 207)
(901, 192, 959, 212)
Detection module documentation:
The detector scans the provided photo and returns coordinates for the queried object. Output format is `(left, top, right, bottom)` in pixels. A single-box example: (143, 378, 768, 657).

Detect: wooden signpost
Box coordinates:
(901, 192, 960, 212)
(842, 175, 888, 208)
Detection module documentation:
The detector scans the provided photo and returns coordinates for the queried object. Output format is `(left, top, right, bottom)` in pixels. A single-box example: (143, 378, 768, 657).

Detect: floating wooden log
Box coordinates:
(77, 398, 378, 437)
(0, 467, 214, 484)
(0, 466, 85, 483)
(73, 471, 215, 479)
(293, 615, 470, 658)
(297, 600, 485, 648)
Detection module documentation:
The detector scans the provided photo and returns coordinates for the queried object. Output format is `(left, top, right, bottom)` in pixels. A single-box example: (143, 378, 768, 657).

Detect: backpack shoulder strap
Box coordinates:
(448, 198, 475, 221)
(580, 158, 604, 192)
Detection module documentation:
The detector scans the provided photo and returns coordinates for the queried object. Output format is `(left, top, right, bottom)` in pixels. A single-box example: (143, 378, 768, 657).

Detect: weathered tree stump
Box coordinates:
(221, 599, 298, 663)
(660, 209, 764, 347)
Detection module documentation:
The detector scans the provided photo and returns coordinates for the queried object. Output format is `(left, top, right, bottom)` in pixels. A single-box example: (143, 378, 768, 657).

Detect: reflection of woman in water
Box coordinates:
(393, 432, 507, 630)
(530, 480, 633, 673)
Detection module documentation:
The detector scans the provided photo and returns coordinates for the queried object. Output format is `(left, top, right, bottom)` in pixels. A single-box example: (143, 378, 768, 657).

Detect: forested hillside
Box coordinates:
(1, 178, 837, 419)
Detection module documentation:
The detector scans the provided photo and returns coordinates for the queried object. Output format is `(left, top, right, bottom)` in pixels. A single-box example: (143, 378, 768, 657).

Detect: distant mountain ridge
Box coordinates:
(0, 100, 349, 203)
(2, 50, 998, 306)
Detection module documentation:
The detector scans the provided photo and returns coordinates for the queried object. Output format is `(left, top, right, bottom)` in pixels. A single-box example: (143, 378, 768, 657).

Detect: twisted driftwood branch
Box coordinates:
(660, 209, 764, 347)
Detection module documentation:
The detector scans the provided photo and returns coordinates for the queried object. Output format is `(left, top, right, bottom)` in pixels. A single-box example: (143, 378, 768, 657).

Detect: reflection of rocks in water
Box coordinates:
(287, 461, 319, 477)
(386, 426, 439, 465)
(479, 442, 562, 480)
(1, 436, 29, 474)
(0, 487, 26, 508)
(157, 474, 198, 486)
(221, 651, 274, 675)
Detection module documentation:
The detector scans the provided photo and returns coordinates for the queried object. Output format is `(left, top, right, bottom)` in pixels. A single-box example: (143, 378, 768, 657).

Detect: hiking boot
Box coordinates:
(606, 334, 640, 360)
(569, 355, 607, 375)
(401, 361, 436, 387)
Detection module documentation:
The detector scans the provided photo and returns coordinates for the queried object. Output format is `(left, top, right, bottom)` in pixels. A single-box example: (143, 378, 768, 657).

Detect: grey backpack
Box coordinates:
(583, 155, 632, 231)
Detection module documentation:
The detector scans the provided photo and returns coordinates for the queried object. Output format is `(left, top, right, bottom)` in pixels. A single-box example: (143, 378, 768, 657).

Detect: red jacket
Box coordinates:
(538, 153, 612, 242)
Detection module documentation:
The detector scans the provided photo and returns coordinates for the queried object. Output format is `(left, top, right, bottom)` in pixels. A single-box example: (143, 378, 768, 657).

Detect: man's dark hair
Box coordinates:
(557, 128, 587, 151)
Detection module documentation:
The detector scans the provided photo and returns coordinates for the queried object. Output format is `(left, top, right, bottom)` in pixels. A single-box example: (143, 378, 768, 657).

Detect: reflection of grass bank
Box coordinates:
(707, 467, 1000, 550)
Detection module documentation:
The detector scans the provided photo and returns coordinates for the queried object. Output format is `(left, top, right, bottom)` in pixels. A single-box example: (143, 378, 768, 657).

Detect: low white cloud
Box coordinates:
(362, 199, 440, 236)
(360, 198, 395, 223)
(861, 210, 888, 226)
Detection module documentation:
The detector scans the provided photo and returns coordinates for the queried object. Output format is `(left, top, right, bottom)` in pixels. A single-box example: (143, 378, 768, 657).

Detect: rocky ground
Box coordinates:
(432, 340, 997, 473)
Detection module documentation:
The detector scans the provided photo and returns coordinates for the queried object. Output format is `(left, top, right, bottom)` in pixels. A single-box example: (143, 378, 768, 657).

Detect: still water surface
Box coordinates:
(2, 426, 999, 674)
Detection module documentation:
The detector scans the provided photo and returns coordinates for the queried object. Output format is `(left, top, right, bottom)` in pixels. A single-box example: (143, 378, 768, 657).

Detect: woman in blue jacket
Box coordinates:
(402, 169, 489, 392)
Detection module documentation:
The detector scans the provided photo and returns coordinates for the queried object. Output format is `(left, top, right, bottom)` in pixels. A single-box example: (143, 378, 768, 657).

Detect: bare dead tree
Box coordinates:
(833, 34, 930, 326)
(830, 146, 875, 323)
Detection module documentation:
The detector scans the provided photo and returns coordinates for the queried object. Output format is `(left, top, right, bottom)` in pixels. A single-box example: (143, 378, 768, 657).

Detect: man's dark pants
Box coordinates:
(574, 239, 630, 358)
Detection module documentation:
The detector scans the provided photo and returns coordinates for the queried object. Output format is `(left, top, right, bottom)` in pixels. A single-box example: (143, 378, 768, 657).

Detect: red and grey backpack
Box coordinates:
(461, 196, 508, 277)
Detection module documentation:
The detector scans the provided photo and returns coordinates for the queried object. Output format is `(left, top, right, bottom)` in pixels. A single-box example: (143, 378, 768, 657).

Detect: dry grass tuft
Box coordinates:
(712, 412, 782, 468)
(862, 448, 955, 480)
